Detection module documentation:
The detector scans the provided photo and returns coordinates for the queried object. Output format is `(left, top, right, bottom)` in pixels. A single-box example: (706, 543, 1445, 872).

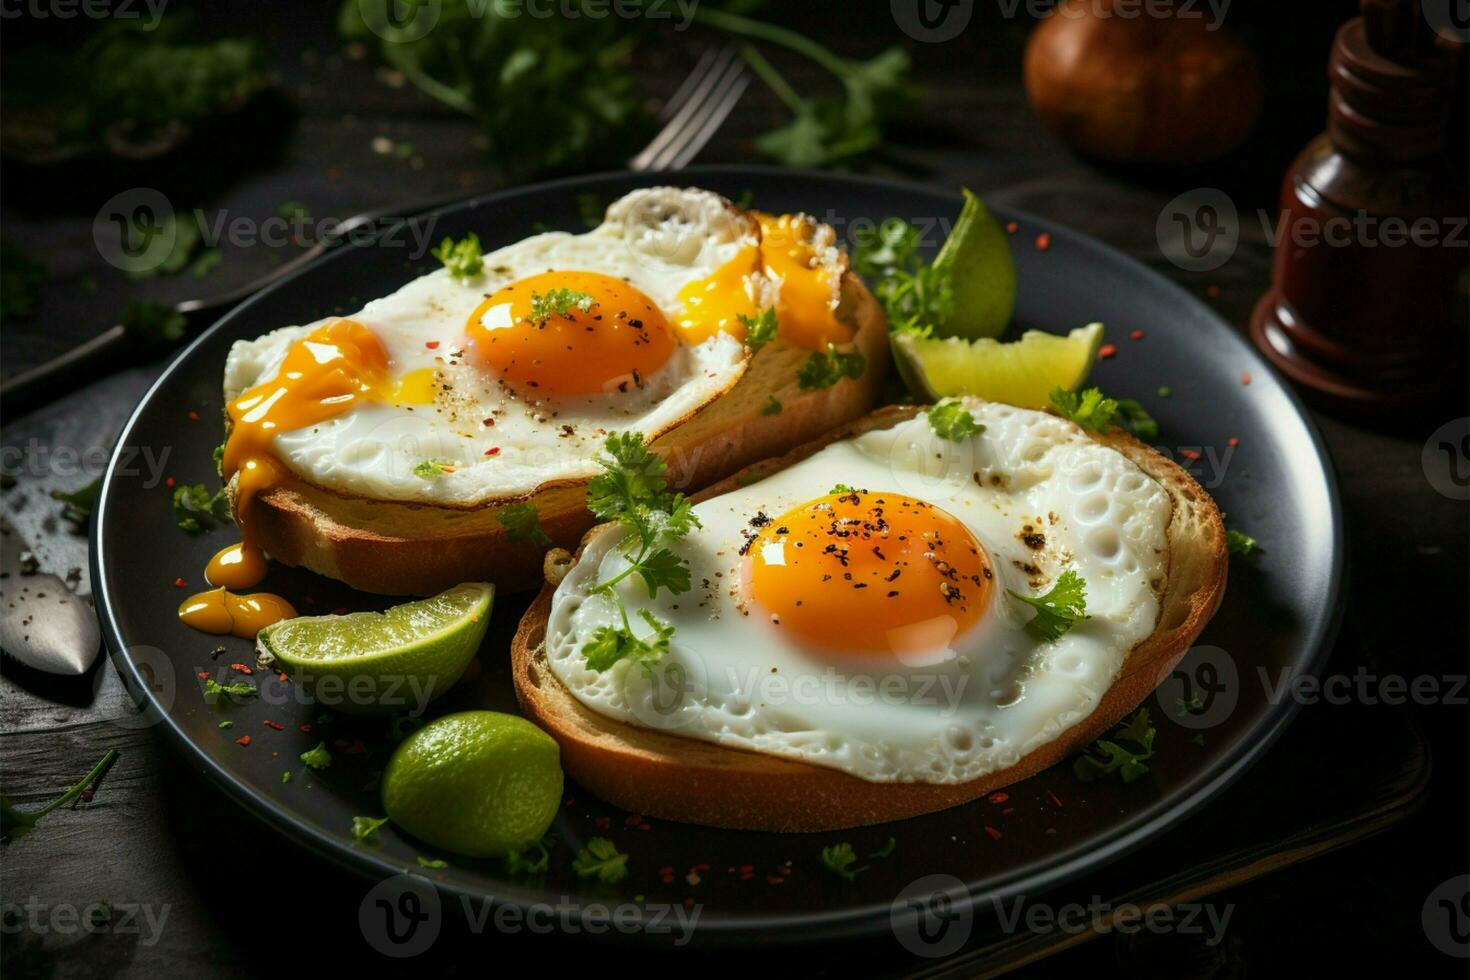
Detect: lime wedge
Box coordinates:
(932, 189, 1016, 340)
(259, 582, 492, 716)
(383, 711, 562, 858)
(895, 322, 1105, 408)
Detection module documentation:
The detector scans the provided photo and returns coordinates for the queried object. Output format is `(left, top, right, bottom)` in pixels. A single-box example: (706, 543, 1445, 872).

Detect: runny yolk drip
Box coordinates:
(675, 245, 760, 345)
(745, 490, 993, 660)
(178, 587, 297, 640)
(467, 270, 675, 397)
(180, 318, 390, 638)
(756, 212, 853, 351)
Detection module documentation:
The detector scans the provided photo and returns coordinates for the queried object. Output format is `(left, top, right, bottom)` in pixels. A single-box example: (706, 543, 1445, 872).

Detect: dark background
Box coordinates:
(2, 1, 1467, 976)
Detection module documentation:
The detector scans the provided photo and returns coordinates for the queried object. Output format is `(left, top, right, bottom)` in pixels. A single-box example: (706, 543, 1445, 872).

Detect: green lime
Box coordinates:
(382, 711, 562, 858)
(932, 188, 1016, 340)
(258, 582, 492, 716)
(896, 322, 1105, 409)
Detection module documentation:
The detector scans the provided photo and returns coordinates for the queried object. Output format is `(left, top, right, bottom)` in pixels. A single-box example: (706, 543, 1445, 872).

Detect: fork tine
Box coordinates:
(657, 45, 722, 122)
(660, 64, 749, 170)
(629, 46, 742, 172)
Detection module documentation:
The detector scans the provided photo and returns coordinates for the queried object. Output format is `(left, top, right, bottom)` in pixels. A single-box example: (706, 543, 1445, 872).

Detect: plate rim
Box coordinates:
(91, 164, 1346, 941)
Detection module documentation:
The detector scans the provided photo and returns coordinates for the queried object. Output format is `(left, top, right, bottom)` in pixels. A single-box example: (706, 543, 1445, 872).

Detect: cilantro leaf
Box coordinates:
(586, 431, 667, 522)
(739, 307, 779, 351)
(761, 394, 782, 416)
(497, 502, 552, 548)
(529, 288, 596, 325)
(1008, 570, 1090, 643)
(1049, 387, 1117, 432)
(204, 678, 256, 701)
(852, 216, 954, 336)
(432, 233, 484, 280)
(820, 842, 866, 881)
(630, 548, 691, 598)
(797, 344, 866, 391)
(352, 815, 390, 844)
(173, 482, 231, 534)
(572, 837, 628, 883)
(418, 856, 449, 869)
(51, 478, 100, 521)
(412, 459, 456, 480)
(870, 837, 897, 858)
(582, 609, 673, 671)
(0, 750, 118, 842)
(830, 483, 858, 495)
(299, 742, 332, 770)
(503, 837, 553, 875)
(1073, 709, 1156, 783)
(1226, 529, 1261, 558)
(1114, 399, 1159, 440)
(927, 400, 983, 442)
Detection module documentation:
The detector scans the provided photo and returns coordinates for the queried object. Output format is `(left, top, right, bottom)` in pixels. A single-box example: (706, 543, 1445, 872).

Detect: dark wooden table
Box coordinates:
(2, 4, 1466, 976)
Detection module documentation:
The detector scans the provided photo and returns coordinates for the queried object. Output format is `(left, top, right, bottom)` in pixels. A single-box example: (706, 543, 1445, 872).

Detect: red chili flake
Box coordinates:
(594, 816, 612, 829)
(1046, 827, 1058, 835)
(278, 671, 289, 683)
(984, 825, 1002, 840)
(988, 792, 1009, 805)
(197, 671, 209, 680)
(658, 865, 674, 876)
(739, 864, 754, 874)
(1240, 372, 1252, 385)
(1129, 329, 1145, 341)
(230, 663, 253, 675)
(1097, 343, 1118, 360)
(1227, 437, 1240, 448)
(767, 875, 786, 885)
(692, 863, 711, 872)
(165, 477, 177, 488)
(662, 873, 676, 884)
(80, 788, 94, 803)
(1005, 221, 1019, 234)
(740, 871, 754, 881)
(1180, 449, 1202, 461)
(1034, 232, 1051, 251)
(235, 735, 252, 747)
(682, 897, 696, 910)
(263, 720, 285, 731)
(187, 411, 200, 421)
(425, 340, 440, 350)
(1002, 807, 1015, 815)
(299, 724, 312, 734)
(173, 577, 186, 588)
(1206, 284, 1221, 298)
(564, 798, 576, 806)
(484, 446, 501, 456)
(625, 814, 643, 826)
(1047, 789, 1064, 807)
(342, 739, 368, 755)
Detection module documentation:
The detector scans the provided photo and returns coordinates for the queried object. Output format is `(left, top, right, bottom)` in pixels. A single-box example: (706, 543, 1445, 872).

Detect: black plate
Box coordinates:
(92, 167, 1344, 944)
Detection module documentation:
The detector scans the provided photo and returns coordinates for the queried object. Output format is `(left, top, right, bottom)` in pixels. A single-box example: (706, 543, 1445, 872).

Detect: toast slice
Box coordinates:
(234, 271, 889, 596)
(511, 406, 1228, 832)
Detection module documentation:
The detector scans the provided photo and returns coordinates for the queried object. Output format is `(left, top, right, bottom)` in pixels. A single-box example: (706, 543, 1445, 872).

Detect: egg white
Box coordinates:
(222, 188, 763, 504)
(544, 401, 1172, 785)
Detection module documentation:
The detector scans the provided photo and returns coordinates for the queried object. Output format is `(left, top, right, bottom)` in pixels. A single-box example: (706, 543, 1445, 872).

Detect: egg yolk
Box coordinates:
(675, 245, 761, 345)
(745, 490, 993, 660)
(467, 270, 676, 397)
(756, 212, 853, 351)
(178, 587, 297, 639)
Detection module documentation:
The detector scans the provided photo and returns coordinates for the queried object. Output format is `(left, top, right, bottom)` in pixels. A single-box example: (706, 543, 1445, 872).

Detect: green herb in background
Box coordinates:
(51, 478, 101, 521)
(0, 240, 47, 326)
(172, 482, 230, 534)
(1, 750, 119, 841)
(339, 0, 916, 175)
(121, 301, 187, 345)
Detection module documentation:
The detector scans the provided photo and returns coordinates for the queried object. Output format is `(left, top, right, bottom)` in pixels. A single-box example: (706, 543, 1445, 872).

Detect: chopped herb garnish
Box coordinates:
(0, 750, 118, 841)
(122, 300, 187, 345)
(277, 201, 313, 224)
(352, 815, 390, 844)
(503, 837, 552, 875)
(417, 856, 449, 869)
(739, 307, 779, 351)
(870, 837, 897, 858)
(1049, 386, 1157, 439)
(586, 431, 700, 600)
(1008, 569, 1090, 643)
(571, 837, 627, 883)
(761, 394, 783, 416)
(212, 443, 226, 478)
(852, 216, 954, 337)
(281, 771, 292, 784)
(582, 608, 674, 672)
(830, 483, 858, 495)
(172, 482, 230, 534)
(1114, 399, 1159, 440)
(1073, 709, 1156, 783)
(1226, 529, 1260, 558)
(204, 678, 256, 701)
(432, 233, 484, 280)
(497, 501, 552, 548)
(927, 400, 983, 442)
(529, 288, 596, 325)
(797, 344, 866, 391)
(820, 842, 866, 881)
(412, 459, 456, 480)
(299, 742, 332, 770)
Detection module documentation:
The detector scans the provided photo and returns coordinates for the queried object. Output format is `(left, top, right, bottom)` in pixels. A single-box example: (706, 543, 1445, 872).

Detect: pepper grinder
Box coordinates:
(1249, 0, 1466, 410)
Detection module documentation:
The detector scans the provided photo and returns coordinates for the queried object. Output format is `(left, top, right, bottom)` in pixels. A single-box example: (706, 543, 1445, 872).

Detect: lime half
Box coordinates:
(382, 711, 562, 858)
(932, 188, 1016, 341)
(258, 582, 492, 716)
(896, 322, 1105, 408)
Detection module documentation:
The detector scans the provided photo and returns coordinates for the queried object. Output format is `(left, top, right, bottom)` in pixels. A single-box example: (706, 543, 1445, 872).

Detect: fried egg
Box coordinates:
(221, 187, 850, 509)
(543, 401, 1172, 785)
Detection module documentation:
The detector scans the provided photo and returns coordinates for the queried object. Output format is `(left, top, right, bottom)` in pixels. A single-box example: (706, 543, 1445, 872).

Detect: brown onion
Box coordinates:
(1024, 0, 1265, 166)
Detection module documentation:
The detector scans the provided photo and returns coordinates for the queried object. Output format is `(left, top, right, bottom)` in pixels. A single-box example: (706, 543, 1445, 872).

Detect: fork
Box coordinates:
(0, 47, 749, 419)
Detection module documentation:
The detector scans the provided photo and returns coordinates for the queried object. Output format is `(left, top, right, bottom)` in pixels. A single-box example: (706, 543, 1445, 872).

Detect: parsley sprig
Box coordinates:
(1008, 569, 1090, 643)
(853, 217, 954, 336)
(739, 307, 779, 351)
(927, 400, 984, 442)
(1049, 387, 1158, 441)
(432, 233, 484, 280)
(820, 842, 866, 881)
(1073, 709, 1156, 783)
(529, 288, 596, 325)
(1, 750, 119, 842)
(797, 344, 866, 391)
